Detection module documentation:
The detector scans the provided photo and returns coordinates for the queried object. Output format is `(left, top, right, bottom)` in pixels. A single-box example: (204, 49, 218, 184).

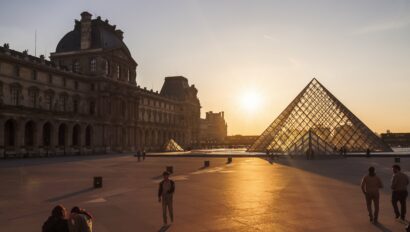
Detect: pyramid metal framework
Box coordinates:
(248, 79, 392, 153)
(287, 129, 337, 155)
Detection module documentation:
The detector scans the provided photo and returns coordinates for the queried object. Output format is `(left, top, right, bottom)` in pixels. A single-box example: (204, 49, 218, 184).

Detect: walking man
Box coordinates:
(361, 166, 383, 223)
(391, 164, 409, 221)
(158, 171, 175, 225)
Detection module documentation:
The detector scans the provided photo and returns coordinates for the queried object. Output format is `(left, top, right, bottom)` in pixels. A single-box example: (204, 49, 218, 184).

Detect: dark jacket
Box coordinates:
(42, 216, 69, 232)
(158, 180, 175, 198)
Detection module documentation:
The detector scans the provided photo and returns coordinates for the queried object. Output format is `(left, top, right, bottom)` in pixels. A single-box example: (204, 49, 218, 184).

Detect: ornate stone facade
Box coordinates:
(0, 12, 201, 157)
(199, 111, 227, 144)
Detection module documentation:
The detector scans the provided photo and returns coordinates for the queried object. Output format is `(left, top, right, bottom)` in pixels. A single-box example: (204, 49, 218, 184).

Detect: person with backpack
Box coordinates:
(68, 206, 93, 232)
(361, 166, 383, 223)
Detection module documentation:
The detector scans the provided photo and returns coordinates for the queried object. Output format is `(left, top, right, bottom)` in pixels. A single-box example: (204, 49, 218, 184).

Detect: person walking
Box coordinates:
(42, 205, 69, 232)
(391, 165, 409, 221)
(68, 206, 93, 232)
(361, 166, 383, 223)
(142, 149, 146, 160)
(158, 171, 175, 225)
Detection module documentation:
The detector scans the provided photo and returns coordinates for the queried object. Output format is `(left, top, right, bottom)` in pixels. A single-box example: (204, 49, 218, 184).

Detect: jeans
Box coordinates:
(392, 190, 408, 219)
(162, 195, 173, 224)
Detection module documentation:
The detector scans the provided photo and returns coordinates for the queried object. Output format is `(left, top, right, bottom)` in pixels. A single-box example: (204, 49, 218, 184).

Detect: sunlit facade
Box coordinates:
(0, 12, 201, 157)
(248, 79, 392, 153)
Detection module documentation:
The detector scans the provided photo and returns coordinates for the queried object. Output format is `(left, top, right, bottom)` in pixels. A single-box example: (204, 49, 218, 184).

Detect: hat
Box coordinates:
(162, 171, 170, 176)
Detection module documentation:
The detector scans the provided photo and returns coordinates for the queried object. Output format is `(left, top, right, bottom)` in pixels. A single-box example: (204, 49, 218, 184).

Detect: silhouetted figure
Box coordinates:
(361, 167, 383, 223)
(136, 150, 141, 161)
(42, 205, 69, 232)
(142, 149, 146, 160)
(158, 171, 175, 225)
(391, 165, 409, 221)
(68, 206, 93, 232)
(366, 148, 371, 158)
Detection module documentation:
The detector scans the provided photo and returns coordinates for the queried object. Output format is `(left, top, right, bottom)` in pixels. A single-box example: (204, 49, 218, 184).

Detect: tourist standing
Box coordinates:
(68, 206, 93, 232)
(361, 167, 383, 223)
(142, 149, 146, 160)
(158, 171, 175, 225)
(136, 150, 141, 161)
(391, 165, 409, 221)
(42, 205, 69, 232)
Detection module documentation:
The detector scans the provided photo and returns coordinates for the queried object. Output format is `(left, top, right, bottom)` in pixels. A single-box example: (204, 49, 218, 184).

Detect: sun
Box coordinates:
(240, 91, 263, 112)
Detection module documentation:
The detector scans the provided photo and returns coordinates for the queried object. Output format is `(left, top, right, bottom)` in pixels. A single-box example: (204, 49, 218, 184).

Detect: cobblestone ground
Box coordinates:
(0, 155, 409, 232)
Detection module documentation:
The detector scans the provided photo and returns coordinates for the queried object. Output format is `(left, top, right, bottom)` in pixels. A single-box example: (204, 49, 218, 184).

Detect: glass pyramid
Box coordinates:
(163, 139, 184, 152)
(248, 79, 392, 153)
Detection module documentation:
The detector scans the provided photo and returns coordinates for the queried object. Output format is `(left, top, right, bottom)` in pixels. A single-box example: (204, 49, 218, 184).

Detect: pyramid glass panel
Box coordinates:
(163, 139, 184, 152)
(248, 79, 392, 153)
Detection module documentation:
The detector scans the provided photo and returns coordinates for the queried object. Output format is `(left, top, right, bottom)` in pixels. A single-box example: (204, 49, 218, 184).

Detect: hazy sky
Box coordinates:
(1, 0, 409, 135)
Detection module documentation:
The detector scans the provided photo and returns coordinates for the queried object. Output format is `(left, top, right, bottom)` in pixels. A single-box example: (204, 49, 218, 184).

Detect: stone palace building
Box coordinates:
(0, 12, 201, 157)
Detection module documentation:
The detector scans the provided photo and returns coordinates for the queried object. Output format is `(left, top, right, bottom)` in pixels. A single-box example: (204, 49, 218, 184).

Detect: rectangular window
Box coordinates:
(14, 65, 20, 77)
(32, 70, 37, 80)
(59, 95, 67, 112)
(73, 99, 79, 113)
(89, 101, 95, 115)
(74, 81, 79, 90)
(0, 82, 3, 96)
(45, 94, 53, 110)
(11, 87, 20, 105)
(48, 74, 53, 84)
(28, 89, 38, 108)
(63, 77, 66, 87)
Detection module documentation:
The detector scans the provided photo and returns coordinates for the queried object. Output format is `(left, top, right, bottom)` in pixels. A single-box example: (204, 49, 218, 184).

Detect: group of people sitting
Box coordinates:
(42, 205, 93, 232)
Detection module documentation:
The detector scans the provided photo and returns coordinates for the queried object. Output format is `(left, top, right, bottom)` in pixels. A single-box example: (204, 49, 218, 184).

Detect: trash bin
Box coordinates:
(94, 176, 103, 188)
(166, 166, 173, 173)
(204, 160, 210, 167)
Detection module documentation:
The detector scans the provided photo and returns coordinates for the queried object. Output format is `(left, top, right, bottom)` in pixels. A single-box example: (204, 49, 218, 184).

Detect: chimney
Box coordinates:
(80, 11, 92, 50)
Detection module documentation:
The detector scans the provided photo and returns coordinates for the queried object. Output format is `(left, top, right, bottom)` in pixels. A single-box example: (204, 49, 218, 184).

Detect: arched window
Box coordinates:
(58, 124, 67, 147)
(4, 119, 16, 147)
(24, 121, 35, 146)
(73, 60, 80, 73)
(72, 124, 81, 146)
(116, 64, 120, 80)
(90, 58, 97, 72)
(85, 125, 92, 146)
(43, 122, 52, 146)
(104, 59, 109, 76)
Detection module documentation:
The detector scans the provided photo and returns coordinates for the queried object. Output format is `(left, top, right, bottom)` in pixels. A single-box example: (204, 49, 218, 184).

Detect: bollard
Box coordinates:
(227, 157, 232, 164)
(166, 166, 173, 173)
(395, 157, 400, 163)
(93, 176, 103, 188)
(204, 160, 210, 167)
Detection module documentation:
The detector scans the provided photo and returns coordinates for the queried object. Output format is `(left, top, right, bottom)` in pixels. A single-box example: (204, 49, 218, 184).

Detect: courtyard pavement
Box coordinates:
(0, 154, 409, 232)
